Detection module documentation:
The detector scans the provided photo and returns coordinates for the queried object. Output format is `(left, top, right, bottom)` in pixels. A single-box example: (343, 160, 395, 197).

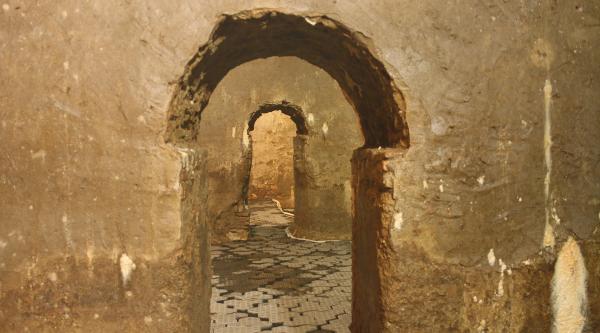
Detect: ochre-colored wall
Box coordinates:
(0, 1, 599, 332)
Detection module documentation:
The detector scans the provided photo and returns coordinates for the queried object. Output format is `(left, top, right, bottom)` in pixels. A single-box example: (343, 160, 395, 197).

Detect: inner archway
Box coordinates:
(248, 109, 298, 209)
(212, 106, 353, 331)
(166, 10, 410, 333)
(242, 102, 309, 213)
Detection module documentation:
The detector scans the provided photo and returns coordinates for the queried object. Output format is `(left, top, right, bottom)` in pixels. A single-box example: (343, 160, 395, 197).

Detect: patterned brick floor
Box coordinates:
(210, 201, 351, 332)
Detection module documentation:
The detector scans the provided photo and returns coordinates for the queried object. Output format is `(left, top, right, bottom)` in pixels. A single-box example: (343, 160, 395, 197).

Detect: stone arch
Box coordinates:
(241, 101, 306, 206)
(166, 9, 411, 332)
(247, 101, 308, 135)
(165, 9, 409, 148)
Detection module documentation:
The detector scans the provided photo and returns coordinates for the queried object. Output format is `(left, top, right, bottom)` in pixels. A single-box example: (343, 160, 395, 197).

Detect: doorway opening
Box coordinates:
(211, 109, 352, 331)
(248, 110, 295, 218)
(165, 9, 409, 333)
(207, 100, 355, 330)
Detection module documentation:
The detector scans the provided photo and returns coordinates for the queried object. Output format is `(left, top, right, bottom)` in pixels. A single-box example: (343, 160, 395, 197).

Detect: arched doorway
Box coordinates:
(166, 10, 409, 332)
(242, 102, 309, 211)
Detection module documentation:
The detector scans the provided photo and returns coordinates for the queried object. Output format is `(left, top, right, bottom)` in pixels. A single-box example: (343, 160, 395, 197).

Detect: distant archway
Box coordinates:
(165, 9, 409, 148)
(247, 101, 308, 135)
(241, 102, 307, 207)
(166, 9, 410, 332)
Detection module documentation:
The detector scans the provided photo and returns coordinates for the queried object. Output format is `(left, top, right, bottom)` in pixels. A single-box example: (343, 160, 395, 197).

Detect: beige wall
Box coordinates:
(0, 1, 598, 331)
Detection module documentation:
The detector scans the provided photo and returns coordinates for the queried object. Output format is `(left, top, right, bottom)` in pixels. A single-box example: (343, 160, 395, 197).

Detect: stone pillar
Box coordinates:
(351, 148, 556, 332)
(350, 148, 392, 332)
(292, 135, 353, 240)
(179, 148, 211, 332)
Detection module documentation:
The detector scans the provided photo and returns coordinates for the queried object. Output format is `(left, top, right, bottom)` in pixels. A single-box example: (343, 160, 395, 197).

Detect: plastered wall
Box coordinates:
(1, 1, 599, 331)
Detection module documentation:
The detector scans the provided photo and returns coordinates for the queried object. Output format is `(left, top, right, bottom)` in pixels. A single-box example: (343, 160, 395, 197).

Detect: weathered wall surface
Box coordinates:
(248, 111, 296, 208)
(196, 57, 361, 242)
(293, 134, 355, 240)
(1, 0, 599, 332)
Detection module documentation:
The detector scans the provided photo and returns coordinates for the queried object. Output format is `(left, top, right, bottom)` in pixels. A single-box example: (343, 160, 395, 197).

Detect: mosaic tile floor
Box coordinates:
(210, 201, 352, 332)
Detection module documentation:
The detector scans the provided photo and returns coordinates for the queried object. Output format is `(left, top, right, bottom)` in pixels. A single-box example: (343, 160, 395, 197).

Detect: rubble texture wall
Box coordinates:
(0, 1, 598, 332)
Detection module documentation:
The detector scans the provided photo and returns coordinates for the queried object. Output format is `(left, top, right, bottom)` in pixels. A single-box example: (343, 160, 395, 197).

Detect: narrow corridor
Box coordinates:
(210, 201, 351, 332)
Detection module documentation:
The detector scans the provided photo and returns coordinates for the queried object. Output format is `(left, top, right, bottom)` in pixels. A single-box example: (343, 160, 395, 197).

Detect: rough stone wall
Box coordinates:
(353, 149, 554, 332)
(1, 1, 599, 332)
(248, 111, 296, 208)
(196, 57, 361, 242)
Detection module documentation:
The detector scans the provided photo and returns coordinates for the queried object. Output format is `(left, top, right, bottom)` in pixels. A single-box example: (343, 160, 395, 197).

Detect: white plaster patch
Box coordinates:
(86, 245, 95, 265)
(31, 149, 46, 161)
(422, 180, 429, 189)
(61, 10, 68, 18)
(552, 237, 588, 333)
(63, 61, 69, 70)
(52, 98, 81, 118)
(393, 212, 404, 231)
(119, 254, 136, 285)
(242, 124, 250, 148)
(551, 206, 561, 224)
(144, 316, 153, 324)
(499, 259, 507, 272)
(62, 214, 73, 249)
(307, 113, 314, 125)
(176, 147, 193, 170)
(477, 175, 485, 185)
(231, 126, 236, 138)
(2, 4, 9, 11)
(137, 115, 146, 124)
(496, 259, 507, 297)
(304, 17, 317, 26)
(0, 239, 7, 249)
(48, 272, 58, 282)
(321, 122, 328, 135)
(543, 222, 556, 248)
(543, 79, 554, 249)
(439, 184, 444, 193)
(431, 116, 448, 135)
(477, 320, 487, 332)
(487, 249, 496, 266)
(160, 302, 172, 317)
(94, 313, 100, 319)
